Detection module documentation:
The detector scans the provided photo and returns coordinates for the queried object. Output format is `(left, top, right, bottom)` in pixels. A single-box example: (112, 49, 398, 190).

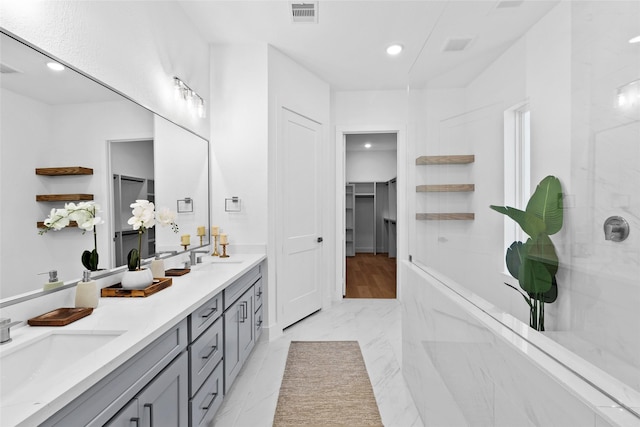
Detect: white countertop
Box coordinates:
(0, 254, 266, 427)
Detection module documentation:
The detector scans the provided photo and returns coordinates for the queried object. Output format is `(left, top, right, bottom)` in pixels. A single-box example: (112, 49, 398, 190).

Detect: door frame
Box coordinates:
(335, 125, 407, 301)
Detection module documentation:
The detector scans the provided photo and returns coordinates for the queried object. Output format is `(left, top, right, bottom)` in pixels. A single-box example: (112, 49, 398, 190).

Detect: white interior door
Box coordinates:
(278, 108, 323, 329)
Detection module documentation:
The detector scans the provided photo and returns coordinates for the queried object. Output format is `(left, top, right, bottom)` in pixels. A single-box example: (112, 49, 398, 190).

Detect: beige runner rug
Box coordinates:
(273, 341, 383, 426)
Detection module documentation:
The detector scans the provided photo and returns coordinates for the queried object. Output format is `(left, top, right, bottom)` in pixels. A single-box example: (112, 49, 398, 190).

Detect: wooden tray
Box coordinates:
(165, 268, 191, 276)
(28, 307, 93, 326)
(101, 277, 172, 298)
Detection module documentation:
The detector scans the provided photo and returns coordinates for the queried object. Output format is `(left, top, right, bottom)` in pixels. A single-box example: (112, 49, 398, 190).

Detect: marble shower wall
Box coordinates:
(566, 0, 640, 387)
(401, 261, 639, 426)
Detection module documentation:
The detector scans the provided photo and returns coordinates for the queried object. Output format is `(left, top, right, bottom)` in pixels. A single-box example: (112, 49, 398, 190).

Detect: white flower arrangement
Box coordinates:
(127, 200, 178, 271)
(40, 201, 104, 271)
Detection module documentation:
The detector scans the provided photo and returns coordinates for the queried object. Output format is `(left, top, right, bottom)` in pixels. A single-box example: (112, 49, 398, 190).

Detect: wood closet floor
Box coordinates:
(345, 253, 396, 299)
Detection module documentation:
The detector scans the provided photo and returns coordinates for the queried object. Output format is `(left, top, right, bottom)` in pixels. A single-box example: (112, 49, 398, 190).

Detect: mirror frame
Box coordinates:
(0, 29, 211, 307)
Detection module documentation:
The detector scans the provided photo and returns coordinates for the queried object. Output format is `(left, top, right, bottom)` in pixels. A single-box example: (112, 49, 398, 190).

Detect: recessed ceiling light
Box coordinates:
(46, 61, 65, 71)
(364, 143, 372, 149)
(629, 35, 640, 44)
(386, 44, 403, 56)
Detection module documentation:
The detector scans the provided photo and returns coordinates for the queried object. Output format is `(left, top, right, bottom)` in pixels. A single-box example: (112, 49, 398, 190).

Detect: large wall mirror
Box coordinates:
(0, 30, 210, 301)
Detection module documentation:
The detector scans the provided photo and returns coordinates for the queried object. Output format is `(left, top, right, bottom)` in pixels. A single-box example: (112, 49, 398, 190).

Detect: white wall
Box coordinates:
(346, 150, 397, 183)
(209, 44, 268, 247)
(267, 45, 331, 329)
(209, 43, 330, 334)
(0, 0, 210, 138)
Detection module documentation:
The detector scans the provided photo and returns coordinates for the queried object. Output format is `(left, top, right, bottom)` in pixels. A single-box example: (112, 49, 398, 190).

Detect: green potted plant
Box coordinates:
(40, 201, 104, 271)
(121, 200, 178, 289)
(490, 175, 563, 331)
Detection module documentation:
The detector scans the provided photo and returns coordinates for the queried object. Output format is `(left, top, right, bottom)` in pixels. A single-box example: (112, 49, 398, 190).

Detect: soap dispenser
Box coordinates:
(75, 270, 99, 308)
(43, 270, 63, 291)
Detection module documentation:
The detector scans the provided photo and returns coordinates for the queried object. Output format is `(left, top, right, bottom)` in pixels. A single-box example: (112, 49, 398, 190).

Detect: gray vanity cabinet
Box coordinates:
(188, 291, 225, 427)
(42, 320, 188, 427)
(107, 351, 189, 427)
(223, 265, 261, 394)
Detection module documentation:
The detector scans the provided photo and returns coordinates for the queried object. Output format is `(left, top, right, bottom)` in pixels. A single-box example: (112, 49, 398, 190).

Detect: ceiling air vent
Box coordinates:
(0, 63, 21, 74)
(442, 38, 474, 52)
(291, 2, 318, 23)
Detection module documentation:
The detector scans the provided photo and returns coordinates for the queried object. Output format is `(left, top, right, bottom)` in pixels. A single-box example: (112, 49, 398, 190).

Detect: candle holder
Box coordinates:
(220, 243, 229, 258)
(182, 244, 189, 251)
(199, 235, 204, 246)
(211, 235, 220, 256)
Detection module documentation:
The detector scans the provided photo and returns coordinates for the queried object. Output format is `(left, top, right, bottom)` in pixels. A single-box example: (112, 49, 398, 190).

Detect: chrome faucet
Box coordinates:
(155, 250, 178, 259)
(0, 318, 21, 344)
(189, 250, 209, 265)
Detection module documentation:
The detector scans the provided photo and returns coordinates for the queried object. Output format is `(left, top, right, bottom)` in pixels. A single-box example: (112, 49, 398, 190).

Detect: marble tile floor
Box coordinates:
(212, 298, 424, 427)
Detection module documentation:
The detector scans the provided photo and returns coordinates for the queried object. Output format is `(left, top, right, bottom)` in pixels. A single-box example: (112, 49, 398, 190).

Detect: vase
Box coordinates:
(121, 268, 154, 290)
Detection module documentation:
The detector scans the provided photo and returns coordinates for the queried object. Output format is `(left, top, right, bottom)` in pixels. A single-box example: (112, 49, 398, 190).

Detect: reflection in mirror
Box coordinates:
(0, 31, 210, 301)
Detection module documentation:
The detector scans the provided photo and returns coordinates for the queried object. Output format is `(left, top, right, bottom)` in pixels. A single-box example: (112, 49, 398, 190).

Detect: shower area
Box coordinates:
(402, 1, 640, 426)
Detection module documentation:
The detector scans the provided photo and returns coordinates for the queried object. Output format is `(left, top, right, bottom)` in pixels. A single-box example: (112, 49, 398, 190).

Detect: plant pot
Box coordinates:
(121, 268, 154, 290)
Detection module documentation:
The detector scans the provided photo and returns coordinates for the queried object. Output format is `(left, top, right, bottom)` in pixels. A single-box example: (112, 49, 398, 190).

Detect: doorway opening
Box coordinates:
(344, 133, 397, 299)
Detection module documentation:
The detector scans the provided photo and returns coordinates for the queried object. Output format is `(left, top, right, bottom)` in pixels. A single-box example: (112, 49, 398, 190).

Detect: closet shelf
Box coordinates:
(416, 213, 475, 221)
(36, 194, 94, 202)
(416, 184, 474, 193)
(35, 166, 93, 176)
(416, 155, 474, 165)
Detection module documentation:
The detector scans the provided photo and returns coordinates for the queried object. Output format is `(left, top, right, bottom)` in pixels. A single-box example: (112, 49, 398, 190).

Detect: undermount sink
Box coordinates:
(0, 330, 123, 402)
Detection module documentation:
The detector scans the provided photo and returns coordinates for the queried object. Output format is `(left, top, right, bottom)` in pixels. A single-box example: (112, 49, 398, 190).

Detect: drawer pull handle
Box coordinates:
(144, 403, 154, 426)
(130, 417, 140, 427)
(202, 344, 218, 360)
(239, 302, 246, 323)
(201, 392, 218, 411)
(200, 306, 217, 318)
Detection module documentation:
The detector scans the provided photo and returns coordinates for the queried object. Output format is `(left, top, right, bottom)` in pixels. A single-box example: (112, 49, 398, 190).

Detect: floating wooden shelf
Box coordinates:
(37, 221, 78, 229)
(36, 194, 94, 202)
(36, 166, 93, 176)
(416, 213, 475, 221)
(416, 155, 475, 165)
(416, 184, 475, 193)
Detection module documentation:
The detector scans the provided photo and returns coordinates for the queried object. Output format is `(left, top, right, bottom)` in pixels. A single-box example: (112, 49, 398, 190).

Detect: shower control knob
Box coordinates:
(603, 216, 629, 242)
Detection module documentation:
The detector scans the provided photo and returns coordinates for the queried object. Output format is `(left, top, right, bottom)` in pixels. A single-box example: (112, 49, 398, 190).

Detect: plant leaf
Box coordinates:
(518, 240, 553, 296)
(127, 249, 139, 271)
(529, 276, 558, 303)
(526, 175, 563, 235)
(505, 241, 524, 280)
(527, 234, 559, 277)
(81, 249, 99, 271)
(489, 205, 546, 238)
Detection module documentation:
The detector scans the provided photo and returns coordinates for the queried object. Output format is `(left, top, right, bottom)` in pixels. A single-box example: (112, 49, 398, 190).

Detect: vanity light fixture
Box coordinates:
(364, 143, 372, 149)
(173, 76, 206, 118)
(629, 35, 640, 44)
(46, 61, 64, 71)
(617, 79, 640, 108)
(386, 44, 403, 56)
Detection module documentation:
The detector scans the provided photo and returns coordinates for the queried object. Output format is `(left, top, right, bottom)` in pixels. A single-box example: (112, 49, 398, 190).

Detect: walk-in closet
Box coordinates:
(344, 133, 397, 298)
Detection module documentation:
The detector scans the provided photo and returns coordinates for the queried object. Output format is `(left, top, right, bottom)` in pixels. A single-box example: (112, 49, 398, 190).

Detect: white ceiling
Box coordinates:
(179, 0, 560, 91)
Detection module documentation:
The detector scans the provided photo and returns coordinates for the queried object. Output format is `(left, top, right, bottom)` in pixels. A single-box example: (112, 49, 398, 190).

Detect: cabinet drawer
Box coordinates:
(189, 360, 224, 427)
(255, 303, 263, 341)
(254, 277, 263, 310)
(189, 316, 223, 396)
(224, 265, 260, 310)
(189, 291, 222, 341)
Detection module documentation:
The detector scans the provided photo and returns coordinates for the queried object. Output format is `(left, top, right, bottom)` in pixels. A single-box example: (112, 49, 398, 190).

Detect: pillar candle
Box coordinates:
(150, 259, 165, 278)
(181, 234, 190, 245)
(211, 226, 219, 236)
(219, 233, 228, 244)
(197, 226, 206, 236)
